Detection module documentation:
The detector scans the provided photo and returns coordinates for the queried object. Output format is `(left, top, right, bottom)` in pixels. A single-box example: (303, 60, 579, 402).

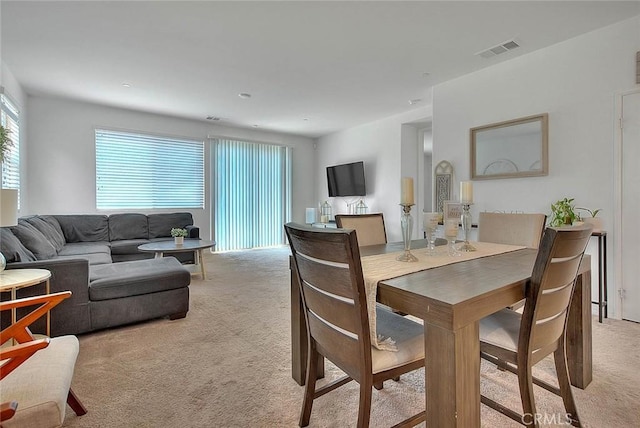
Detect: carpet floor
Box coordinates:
(63, 247, 640, 427)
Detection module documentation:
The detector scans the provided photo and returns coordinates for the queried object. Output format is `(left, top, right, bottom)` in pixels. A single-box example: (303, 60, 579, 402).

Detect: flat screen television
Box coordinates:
(327, 161, 366, 197)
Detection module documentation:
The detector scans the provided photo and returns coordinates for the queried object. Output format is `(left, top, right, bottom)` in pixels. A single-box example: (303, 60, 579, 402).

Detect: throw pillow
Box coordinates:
(0, 227, 36, 263)
(23, 216, 66, 251)
(11, 220, 58, 260)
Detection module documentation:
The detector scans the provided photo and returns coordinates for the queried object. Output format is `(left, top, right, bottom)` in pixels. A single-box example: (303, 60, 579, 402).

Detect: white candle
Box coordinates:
(400, 177, 414, 205)
(460, 181, 473, 204)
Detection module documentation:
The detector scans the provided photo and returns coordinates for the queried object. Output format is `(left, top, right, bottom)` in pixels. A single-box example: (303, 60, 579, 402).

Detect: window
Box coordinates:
(95, 129, 204, 209)
(213, 138, 291, 251)
(1, 90, 20, 195)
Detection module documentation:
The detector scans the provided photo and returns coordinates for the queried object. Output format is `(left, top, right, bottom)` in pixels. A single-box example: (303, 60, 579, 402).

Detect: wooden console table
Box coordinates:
(591, 231, 608, 323)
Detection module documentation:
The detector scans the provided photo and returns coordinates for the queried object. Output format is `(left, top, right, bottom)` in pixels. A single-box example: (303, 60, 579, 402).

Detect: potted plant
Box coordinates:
(0, 125, 14, 163)
(577, 207, 603, 232)
(171, 228, 188, 245)
(549, 197, 579, 227)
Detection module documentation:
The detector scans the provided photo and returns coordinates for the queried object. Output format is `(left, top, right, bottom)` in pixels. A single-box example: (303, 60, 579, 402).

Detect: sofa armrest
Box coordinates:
(2, 259, 92, 336)
(186, 225, 200, 239)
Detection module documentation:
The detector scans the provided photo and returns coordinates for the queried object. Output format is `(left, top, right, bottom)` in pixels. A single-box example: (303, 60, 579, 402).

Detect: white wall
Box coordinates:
(432, 16, 640, 318)
(316, 107, 431, 242)
(0, 63, 29, 212)
(25, 95, 316, 241)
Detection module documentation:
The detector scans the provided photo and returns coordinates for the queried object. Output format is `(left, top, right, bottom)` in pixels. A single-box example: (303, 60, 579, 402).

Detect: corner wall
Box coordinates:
(316, 107, 431, 242)
(432, 16, 640, 317)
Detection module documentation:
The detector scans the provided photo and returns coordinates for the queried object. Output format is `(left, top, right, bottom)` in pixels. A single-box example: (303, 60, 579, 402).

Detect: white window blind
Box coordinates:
(213, 139, 291, 251)
(96, 129, 204, 209)
(1, 91, 20, 195)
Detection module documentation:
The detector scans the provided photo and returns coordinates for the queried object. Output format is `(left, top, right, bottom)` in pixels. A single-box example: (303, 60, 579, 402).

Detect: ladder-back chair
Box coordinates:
(285, 223, 425, 428)
(335, 213, 387, 247)
(479, 224, 592, 427)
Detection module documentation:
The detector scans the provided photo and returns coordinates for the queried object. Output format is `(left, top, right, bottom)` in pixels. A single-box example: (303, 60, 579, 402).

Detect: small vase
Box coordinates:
(174, 236, 184, 245)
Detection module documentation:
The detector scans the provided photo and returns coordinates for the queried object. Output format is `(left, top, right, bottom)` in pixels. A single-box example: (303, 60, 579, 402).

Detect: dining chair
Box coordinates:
(479, 224, 592, 428)
(478, 212, 547, 312)
(478, 212, 547, 249)
(284, 222, 426, 428)
(335, 213, 387, 247)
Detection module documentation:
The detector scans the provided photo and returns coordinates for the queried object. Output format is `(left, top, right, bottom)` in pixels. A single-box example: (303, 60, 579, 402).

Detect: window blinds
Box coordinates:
(1, 92, 20, 194)
(95, 129, 204, 209)
(213, 138, 291, 251)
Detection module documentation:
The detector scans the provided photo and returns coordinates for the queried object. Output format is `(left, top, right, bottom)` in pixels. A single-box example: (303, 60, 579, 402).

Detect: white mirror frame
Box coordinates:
(470, 113, 548, 180)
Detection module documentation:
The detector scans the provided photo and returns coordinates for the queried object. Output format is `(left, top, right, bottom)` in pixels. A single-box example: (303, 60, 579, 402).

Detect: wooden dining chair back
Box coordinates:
(284, 222, 425, 428)
(479, 224, 593, 427)
(478, 212, 547, 249)
(335, 213, 387, 247)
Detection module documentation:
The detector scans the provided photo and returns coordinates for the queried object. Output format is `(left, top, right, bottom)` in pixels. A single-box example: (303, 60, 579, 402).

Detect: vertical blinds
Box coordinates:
(213, 138, 291, 251)
(1, 92, 20, 195)
(96, 129, 204, 209)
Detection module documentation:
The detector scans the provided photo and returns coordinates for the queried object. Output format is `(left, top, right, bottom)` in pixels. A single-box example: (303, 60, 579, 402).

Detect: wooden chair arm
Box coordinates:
(0, 401, 18, 422)
(0, 338, 50, 380)
(0, 291, 71, 346)
(0, 291, 71, 311)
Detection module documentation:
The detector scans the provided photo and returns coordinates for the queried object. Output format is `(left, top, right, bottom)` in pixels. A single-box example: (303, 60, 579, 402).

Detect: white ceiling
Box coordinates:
(2, 1, 639, 138)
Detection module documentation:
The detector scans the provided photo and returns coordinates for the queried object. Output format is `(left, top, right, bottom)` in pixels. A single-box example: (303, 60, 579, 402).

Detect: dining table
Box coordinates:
(289, 239, 592, 428)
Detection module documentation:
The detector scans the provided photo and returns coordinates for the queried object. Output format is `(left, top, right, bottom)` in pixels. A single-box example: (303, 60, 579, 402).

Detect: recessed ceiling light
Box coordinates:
(239, 93, 252, 99)
(122, 83, 131, 88)
(408, 99, 422, 105)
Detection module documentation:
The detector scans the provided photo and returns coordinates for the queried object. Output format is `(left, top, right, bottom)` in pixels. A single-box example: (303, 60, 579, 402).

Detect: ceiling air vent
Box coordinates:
(476, 40, 520, 59)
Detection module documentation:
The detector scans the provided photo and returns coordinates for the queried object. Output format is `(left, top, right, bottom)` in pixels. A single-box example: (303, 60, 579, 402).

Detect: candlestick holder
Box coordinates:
(458, 203, 476, 252)
(397, 204, 418, 262)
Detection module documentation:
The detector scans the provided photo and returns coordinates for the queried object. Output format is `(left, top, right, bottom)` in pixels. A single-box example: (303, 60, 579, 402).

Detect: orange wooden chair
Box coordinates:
(1, 291, 87, 426)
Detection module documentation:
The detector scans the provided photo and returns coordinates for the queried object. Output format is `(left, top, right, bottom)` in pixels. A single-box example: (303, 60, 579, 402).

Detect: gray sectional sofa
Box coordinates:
(0, 212, 199, 336)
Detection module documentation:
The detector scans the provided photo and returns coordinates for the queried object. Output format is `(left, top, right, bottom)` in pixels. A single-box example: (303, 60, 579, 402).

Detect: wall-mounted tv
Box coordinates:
(327, 161, 366, 197)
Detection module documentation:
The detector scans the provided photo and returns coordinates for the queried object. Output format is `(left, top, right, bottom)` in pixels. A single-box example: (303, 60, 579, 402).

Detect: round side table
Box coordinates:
(0, 269, 52, 336)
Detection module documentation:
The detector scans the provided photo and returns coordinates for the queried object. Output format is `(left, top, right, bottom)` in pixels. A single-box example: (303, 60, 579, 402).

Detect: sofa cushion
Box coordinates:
(40, 215, 67, 246)
(148, 213, 193, 239)
(58, 241, 111, 256)
(108, 213, 149, 241)
(54, 215, 109, 243)
(109, 239, 150, 255)
(10, 221, 58, 260)
(89, 258, 190, 301)
(22, 216, 66, 252)
(54, 253, 113, 266)
(0, 227, 36, 263)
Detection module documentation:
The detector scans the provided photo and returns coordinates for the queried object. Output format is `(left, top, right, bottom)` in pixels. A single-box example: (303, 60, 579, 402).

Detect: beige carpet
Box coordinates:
(62, 247, 640, 427)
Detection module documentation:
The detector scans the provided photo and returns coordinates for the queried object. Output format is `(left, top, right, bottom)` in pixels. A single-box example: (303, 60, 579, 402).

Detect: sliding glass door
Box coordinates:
(212, 139, 291, 251)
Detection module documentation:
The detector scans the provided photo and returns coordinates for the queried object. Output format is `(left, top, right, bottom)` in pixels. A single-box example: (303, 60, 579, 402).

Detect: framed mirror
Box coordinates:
(434, 160, 454, 214)
(470, 113, 548, 180)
